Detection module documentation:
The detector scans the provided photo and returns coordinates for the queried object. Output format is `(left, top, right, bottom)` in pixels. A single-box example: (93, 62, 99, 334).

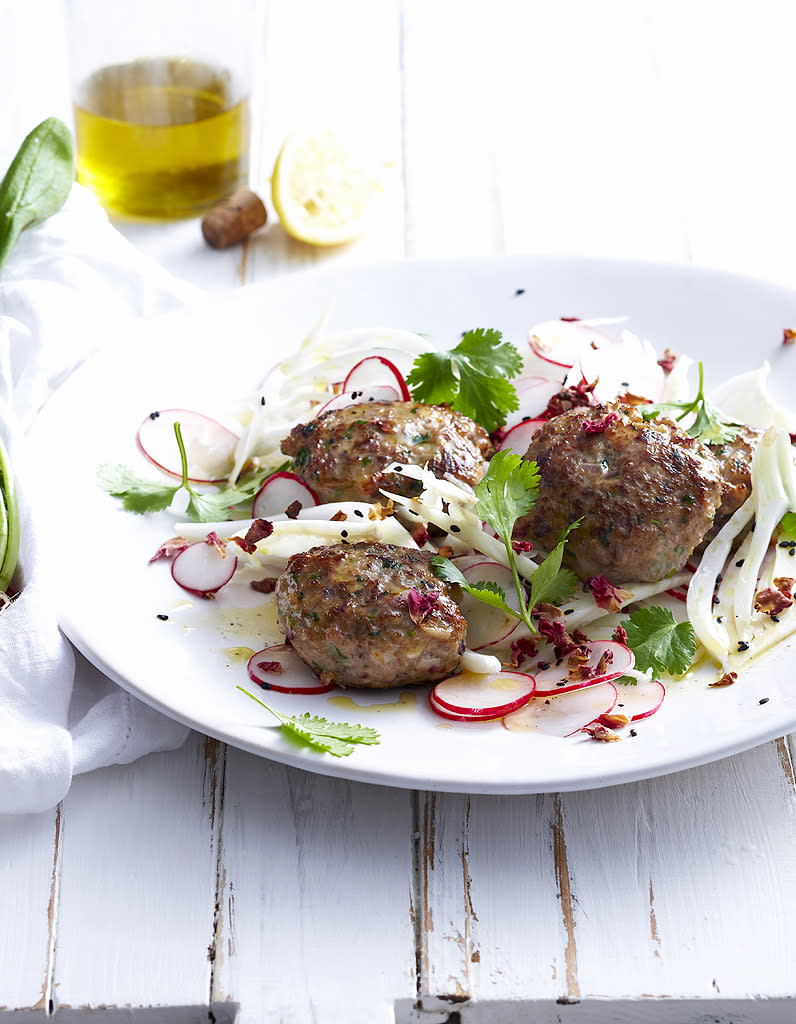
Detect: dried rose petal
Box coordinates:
(582, 412, 619, 435)
(407, 587, 440, 623)
(585, 575, 633, 613)
(149, 536, 189, 563)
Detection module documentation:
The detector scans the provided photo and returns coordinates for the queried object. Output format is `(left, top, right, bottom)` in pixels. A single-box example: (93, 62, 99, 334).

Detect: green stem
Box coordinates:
(0, 436, 20, 593)
(503, 532, 536, 634)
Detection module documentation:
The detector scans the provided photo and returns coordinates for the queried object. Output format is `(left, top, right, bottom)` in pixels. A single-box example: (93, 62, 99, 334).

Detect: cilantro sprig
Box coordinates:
(432, 449, 577, 633)
(98, 422, 280, 522)
(622, 606, 696, 676)
(238, 687, 380, 757)
(406, 328, 523, 432)
(642, 362, 742, 445)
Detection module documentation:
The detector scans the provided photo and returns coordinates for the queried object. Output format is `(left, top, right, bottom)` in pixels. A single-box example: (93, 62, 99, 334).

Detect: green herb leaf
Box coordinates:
(238, 687, 380, 757)
(622, 606, 696, 676)
(97, 464, 180, 514)
(431, 555, 518, 617)
(528, 525, 579, 611)
(406, 328, 523, 431)
(0, 118, 74, 272)
(642, 362, 742, 445)
(474, 448, 540, 539)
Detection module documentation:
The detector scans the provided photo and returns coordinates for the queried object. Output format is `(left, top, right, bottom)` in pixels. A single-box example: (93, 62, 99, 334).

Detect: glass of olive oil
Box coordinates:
(65, 0, 257, 220)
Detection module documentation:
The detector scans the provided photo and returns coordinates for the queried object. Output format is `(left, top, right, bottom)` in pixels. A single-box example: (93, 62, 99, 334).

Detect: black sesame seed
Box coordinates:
(450, 524, 461, 533)
(260, 396, 266, 406)
(737, 640, 750, 652)
(341, 530, 348, 538)
(735, 559, 745, 567)
(759, 697, 770, 705)
(772, 614, 781, 623)
(514, 288, 525, 296)
(394, 465, 403, 472)
(538, 662, 551, 670)
(564, 609, 574, 615)
(156, 613, 169, 621)
(149, 410, 160, 420)
(354, 509, 364, 517)
(629, 729, 637, 737)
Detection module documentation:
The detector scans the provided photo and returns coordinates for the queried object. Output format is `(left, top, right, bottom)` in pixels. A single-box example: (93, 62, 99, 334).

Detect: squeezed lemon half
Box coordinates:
(271, 128, 385, 246)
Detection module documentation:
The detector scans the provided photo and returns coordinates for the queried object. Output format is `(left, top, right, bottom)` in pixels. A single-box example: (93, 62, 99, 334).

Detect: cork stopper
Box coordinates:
(201, 188, 267, 249)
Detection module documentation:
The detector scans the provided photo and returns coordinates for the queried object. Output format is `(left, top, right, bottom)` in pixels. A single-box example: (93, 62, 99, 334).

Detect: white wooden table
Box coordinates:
(4, 2, 796, 1020)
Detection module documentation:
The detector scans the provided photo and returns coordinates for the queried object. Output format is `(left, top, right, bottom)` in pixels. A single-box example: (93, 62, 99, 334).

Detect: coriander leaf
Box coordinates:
(430, 556, 518, 618)
(238, 687, 380, 757)
(622, 606, 696, 676)
(97, 464, 179, 514)
(474, 449, 540, 541)
(779, 511, 796, 541)
(642, 362, 741, 444)
(406, 328, 523, 431)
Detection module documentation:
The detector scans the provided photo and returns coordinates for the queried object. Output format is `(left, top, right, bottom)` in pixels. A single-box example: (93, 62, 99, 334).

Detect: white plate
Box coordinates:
(27, 255, 796, 793)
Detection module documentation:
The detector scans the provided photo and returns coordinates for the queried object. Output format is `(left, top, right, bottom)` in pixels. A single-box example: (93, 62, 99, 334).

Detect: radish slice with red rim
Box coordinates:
(503, 680, 618, 737)
(613, 678, 665, 721)
(432, 669, 535, 718)
(252, 471, 319, 518)
(498, 418, 546, 454)
(171, 537, 237, 597)
(529, 320, 616, 370)
(459, 560, 521, 649)
(137, 409, 239, 483)
(343, 355, 411, 401)
(315, 384, 401, 416)
(247, 644, 336, 694)
(532, 640, 634, 695)
(428, 690, 504, 723)
(505, 377, 562, 426)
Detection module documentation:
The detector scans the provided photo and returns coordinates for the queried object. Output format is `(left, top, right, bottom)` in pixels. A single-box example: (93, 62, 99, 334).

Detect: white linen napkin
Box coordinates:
(0, 184, 197, 814)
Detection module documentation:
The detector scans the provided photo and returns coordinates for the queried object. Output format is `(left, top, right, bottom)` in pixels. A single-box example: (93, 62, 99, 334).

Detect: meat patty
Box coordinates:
(703, 425, 761, 541)
(280, 400, 491, 504)
(513, 404, 723, 584)
(275, 541, 466, 688)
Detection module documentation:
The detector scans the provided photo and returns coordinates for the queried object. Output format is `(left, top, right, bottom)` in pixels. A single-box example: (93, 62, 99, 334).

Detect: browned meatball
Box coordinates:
(275, 542, 466, 689)
(513, 404, 723, 584)
(280, 401, 491, 503)
(705, 425, 761, 538)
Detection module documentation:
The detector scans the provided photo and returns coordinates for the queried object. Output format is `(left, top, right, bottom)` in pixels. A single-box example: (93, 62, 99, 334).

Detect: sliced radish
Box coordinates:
(498, 418, 545, 454)
(343, 355, 411, 401)
(528, 320, 616, 370)
(505, 377, 562, 426)
(315, 384, 401, 416)
(171, 536, 237, 597)
(460, 560, 521, 649)
(428, 690, 503, 723)
(533, 640, 634, 696)
(252, 471, 319, 518)
(137, 409, 239, 483)
(502, 680, 618, 737)
(247, 644, 336, 694)
(574, 335, 664, 404)
(613, 679, 665, 721)
(432, 669, 535, 718)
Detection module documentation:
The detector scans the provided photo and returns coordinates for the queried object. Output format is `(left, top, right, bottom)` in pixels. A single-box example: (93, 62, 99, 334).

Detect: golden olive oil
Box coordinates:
(73, 57, 250, 220)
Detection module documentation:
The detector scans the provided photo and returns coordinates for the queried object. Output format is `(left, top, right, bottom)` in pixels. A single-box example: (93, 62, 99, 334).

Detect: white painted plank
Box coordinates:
(51, 732, 221, 1013)
(0, 810, 57, 1016)
(210, 747, 417, 1023)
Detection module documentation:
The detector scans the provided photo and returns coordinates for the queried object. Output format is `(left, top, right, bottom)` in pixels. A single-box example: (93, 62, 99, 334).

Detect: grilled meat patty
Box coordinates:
(280, 400, 491, 504)
(275, 541, 466, 689)
(700, 425, 761, 546)
(513, 404, 724, 583)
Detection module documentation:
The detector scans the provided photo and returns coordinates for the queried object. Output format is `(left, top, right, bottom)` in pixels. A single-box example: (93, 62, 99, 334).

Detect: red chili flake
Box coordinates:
(256, 659, 284, 675)
(582, 412, 619, 435)
(783, 328, 796, 346)
(412, 523, 430, 547)
(585, 575, 632, 613)
(149, 536, 189, 563)
(407, 587, 439, 623)
(232, 517, 275, 554)
(512, 539, 534, 553)
(657, 348, 678, 373)
(613, 623, 629, 646)
(509, 636, 538, 667)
